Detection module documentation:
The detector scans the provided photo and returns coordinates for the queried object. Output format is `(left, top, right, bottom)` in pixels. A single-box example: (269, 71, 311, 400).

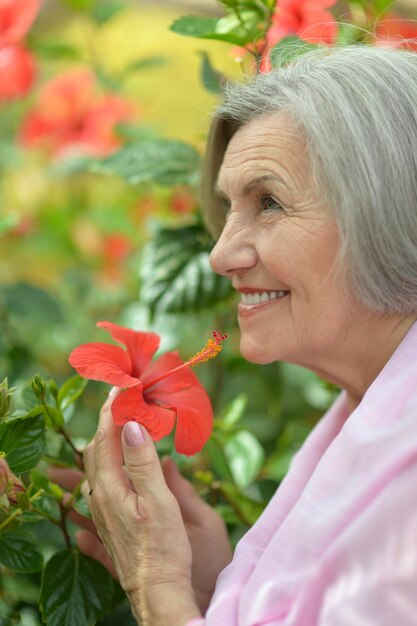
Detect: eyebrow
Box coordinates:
(214, 174, 285, 200)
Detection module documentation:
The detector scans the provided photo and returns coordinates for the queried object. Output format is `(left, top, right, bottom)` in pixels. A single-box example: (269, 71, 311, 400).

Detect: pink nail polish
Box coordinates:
(124, 422, 145, 447)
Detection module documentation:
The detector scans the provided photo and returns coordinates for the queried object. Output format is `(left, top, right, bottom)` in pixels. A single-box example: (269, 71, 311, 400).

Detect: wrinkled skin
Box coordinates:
(49, 390, 232, 613)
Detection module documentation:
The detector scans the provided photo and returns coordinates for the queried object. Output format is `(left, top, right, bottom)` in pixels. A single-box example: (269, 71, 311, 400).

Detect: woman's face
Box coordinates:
(209, 114, 361, 370)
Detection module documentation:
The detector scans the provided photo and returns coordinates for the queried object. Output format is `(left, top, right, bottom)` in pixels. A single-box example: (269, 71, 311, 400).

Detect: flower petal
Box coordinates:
(69, 343, 139, 387)
(143, 352, 213, 456)
(111, 386, 176, 440)
(97, 321, 160, 378)
(0, 0, 40, 47)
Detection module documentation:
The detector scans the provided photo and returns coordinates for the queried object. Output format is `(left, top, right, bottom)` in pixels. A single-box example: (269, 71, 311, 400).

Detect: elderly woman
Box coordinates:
(52, 44, 417, 625)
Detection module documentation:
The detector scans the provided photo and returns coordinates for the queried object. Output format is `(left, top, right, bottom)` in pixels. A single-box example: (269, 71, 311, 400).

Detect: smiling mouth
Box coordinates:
(240, 290, 290, 305)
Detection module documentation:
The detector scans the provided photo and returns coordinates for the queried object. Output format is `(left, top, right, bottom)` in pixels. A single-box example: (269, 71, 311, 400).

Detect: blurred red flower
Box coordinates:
(20, 69, 135, 157)
(103, 233, 132, 264)
(0, 0, 40, 102)
(68, 322, 226, 455)
(267, 0, 338, 47)
(375, 15, 417, 51)
(0, 44, 35, 100)
(170, 187, 196, 215)
(0, 0, 40, 47)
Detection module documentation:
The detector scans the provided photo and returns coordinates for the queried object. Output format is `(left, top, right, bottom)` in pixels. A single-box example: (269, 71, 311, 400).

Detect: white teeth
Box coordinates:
(240, 290, 288, 305)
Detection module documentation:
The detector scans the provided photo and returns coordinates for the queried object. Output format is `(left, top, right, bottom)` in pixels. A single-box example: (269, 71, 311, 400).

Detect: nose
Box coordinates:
(209, 215, 258, 278)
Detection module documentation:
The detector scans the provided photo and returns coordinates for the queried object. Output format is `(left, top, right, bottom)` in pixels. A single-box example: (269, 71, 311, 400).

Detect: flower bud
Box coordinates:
(0, 378, 13, 418)
(49, 379, 58, 399)
(7, 472, 25, 505)
(32, 375, 46, 402)
(0, 458, 9, 496)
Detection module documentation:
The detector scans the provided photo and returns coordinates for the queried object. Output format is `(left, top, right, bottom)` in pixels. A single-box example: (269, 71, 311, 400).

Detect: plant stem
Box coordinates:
(59, 502, 72, 549)
(59, 428, 84, 469)
(0, 507, 22, 531)
(64, 478, 84, 511)
(0, 488, 44, 530)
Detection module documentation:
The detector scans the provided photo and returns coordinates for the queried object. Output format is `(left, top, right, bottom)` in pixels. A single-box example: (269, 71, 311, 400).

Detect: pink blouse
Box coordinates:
(187, 320, 417, 625)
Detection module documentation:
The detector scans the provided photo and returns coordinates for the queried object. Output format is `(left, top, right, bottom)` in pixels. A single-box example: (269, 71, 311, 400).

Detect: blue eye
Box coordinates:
(259, 193, 284, 213)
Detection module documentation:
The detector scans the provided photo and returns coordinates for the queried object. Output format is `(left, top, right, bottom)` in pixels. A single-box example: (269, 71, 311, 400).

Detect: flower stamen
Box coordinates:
(143, 331, 227, 392)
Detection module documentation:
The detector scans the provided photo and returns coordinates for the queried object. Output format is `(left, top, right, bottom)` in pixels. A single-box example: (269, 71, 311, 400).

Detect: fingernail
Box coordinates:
(123, 422, 145, 447)
(109, 387, 118, 399)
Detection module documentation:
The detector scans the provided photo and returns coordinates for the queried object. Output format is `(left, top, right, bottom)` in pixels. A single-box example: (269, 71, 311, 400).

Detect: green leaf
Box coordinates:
(216, 481, 266, 526)
(74, 496, 91, 518)
(0, 414, 45, 474)
(30, 41, 81, 60)
(0, 283, 62, 325)
(215, 11, 263, 46)
(270, 36, 320, 69)
(39, 550, 117, 626)
(204, 437, 235, 483)
(57, 376, 88, 412)
(170, 14, 262, 46)
(124, 56, 167, 75)
(88, 139, 201, 186)
(219, 393, 248, 429)
(0, 530, 43, 573)
(224, 430, 265, 489)
(30, 469, 63, 500)
(92, 1, 125, 23)
(197, 51, 226, 95)
(27, 404, 64, 429)
(139, 224, 234, 315)
(170, 16, 221, 39)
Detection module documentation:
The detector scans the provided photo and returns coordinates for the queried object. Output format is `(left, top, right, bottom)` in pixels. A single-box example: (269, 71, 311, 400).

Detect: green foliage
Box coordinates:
(197, 51, 226, 94)
(0, 283, 62, 326)
(139, 224, 234, 315)
(170, 14, 261, 46)
(0, 530, 43, 573)
(57, 375, 88, 412)
(39, 550, 118, 626)
(0, 413, 45, 474)
(270, 36, 319, 68)
(88, 139, 201, 186)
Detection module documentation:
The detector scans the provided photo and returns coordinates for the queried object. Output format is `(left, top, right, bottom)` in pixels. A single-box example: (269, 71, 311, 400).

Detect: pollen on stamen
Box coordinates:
(188, 331, 227, 368)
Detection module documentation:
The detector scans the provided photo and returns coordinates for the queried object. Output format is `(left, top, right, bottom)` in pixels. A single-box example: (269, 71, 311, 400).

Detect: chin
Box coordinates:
(239, 336, 281, 365)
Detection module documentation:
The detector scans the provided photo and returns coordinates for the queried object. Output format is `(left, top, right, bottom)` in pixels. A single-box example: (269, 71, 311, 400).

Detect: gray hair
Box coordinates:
(202, 44, 417, 314)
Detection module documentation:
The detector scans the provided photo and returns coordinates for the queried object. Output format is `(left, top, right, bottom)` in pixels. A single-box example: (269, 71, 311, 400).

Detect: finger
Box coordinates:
(80, 479, 93, 508)
(47, 467, 84, 492)
(75, 530, 118, 579)
(67, 508, 97, 534)
(121, 422, 168, 497)
(93, 389, 129, 491)
(161, 457, 207, 524)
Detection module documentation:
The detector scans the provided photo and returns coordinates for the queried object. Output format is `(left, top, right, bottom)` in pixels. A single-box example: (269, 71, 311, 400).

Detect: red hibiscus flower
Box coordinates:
(69, 322, 227, 456)
(0, 43, 35, 101)
(0, 0, 40, 102)
(375, 14, 417, 52)
(0, 0, 40, 47)
(267, 0, 338, 47)
(20, 69, 135, 157)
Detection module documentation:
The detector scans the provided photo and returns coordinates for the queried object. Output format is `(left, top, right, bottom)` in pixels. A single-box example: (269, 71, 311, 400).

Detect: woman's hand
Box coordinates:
(49, 419, 232, 616)
(81, 391, 202, 625)
(50, 456, 232, 614)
